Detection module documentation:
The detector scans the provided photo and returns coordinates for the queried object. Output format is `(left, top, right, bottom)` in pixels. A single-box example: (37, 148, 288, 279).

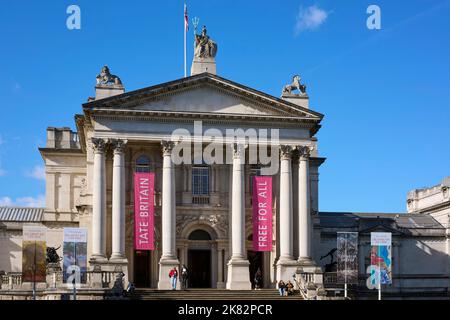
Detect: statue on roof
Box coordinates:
(96, 65, 122, 86)
(194, 26, 218, 59)
(282, 75, 307, 95)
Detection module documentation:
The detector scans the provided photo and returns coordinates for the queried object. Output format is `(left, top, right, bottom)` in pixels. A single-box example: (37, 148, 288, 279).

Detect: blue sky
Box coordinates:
(0, 0, 449, 212)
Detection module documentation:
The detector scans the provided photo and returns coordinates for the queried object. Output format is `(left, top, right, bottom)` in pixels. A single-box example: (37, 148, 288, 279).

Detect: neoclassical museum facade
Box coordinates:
(1, 31, 449, 296)
(37, 63, 325, 290)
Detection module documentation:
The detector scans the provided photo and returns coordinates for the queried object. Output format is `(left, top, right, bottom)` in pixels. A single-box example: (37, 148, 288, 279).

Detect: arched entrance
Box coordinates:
(187, 230, 212, 288)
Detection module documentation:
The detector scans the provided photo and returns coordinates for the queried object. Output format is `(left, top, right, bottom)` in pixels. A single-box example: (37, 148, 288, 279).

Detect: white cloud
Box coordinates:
(0, 197, 13, 206)
(294, 5, 329, 35)
(26, 165, 46, 180)
(0, 195, 45, 208)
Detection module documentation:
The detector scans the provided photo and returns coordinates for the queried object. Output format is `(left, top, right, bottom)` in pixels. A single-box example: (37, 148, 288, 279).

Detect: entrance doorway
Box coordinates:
(188, 249, 211, 288)
(134, 250, 151, 287)
(248, 251, 263, 289)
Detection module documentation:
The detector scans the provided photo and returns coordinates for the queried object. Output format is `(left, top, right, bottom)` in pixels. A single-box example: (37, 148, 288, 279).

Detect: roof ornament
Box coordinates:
(194, 25, 218, 59)
(282, 75, 307, 96)
(96, 65, 122, 86)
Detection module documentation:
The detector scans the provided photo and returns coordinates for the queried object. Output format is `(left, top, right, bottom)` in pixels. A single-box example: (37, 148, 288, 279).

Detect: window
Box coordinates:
(136, 155, 150, 173)
(192, 167, 209, 196)
(249, 167, 261, 195)
(249, 167, 261, 205)
(192, 166, 210, 204)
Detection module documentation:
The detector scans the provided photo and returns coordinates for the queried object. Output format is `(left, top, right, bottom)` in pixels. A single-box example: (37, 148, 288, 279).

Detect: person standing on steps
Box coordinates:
(169, 267, 178, 290)
(181, 265, 189, 290)
(278, 280, 286, 296)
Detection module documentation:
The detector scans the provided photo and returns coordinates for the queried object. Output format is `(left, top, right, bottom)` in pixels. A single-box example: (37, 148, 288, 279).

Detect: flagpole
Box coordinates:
(184, 2, 187, 78)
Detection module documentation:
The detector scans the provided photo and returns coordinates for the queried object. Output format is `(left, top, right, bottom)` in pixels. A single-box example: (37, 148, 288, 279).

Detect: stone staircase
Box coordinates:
(132, 289, 304, 300)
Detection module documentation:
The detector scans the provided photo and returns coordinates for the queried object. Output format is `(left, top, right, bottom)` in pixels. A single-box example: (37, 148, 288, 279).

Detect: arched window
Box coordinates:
(136, 155, 150, 173)
(188, 229, 212, 241)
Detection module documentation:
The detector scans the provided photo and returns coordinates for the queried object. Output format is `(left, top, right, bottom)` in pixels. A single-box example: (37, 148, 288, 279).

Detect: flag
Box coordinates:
(184, 3, 189, 32)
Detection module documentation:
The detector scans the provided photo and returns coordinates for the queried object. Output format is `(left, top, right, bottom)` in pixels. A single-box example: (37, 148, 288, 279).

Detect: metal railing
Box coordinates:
(293, 273, 311, 300)
(192, 195, 210, 205)
(1, 270, 120, 290)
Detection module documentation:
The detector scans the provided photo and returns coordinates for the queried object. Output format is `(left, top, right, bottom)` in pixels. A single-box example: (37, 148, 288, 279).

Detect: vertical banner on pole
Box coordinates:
(134, 172, 155, 250)
(22, 226, 47, 282)
(252, 176, 273, 252)
(337, 232, 359, 284)
(63, 228, 88, 284)
(370, 232, 392, 285)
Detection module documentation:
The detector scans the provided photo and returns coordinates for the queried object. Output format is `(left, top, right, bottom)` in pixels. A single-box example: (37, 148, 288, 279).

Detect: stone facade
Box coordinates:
(0, 63, 448, 297)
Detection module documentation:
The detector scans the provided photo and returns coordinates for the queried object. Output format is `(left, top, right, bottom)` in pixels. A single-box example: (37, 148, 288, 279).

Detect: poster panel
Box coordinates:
(63, 228, 88, 284)
(252, 176, 273, 252)
(22, 226, 47, 282)
(370, 232, 392, 285)
(134, 172, 155, 250)
(337, 232, 359, 284)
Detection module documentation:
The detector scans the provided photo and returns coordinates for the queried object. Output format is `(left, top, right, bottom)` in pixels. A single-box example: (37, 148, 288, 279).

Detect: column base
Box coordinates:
(276, 258, 298, 283)
(109, 254, 127, 262)
(89, 255, 108, 264)
(226, 258, 251, 290)
(298, 257, 316, 267)
(158, 258, 180, 290)
(216, 281, 226, 289)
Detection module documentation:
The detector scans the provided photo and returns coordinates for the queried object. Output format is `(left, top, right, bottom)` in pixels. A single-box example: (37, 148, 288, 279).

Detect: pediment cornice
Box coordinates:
(82, 73, 324, 121)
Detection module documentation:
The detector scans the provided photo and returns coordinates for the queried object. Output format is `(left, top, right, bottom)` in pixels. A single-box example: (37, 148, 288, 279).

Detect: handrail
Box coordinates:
(293, 273, 309, 300)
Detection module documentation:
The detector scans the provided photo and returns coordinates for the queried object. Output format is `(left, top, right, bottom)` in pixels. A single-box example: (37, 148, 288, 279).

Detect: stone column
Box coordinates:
(110, 139, 127, 261)
(91, 138, 107, 262)
(226, 143, 251, 290)
(276, 145, 298, 281)
(217, 246, 225, 289)
(297, 146, 314, 266)
(158, 140, 180, 289)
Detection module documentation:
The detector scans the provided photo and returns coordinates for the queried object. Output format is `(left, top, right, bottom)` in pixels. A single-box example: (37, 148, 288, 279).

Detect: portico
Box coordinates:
(86, 133, 320, 290)
(40, 27, 325, 290)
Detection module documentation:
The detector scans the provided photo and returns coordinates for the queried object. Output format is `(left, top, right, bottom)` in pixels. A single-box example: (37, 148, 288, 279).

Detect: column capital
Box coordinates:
(232, 143, 247, 159)
(280, 145, 294, 160)
(161, 140, 176, 156)
(91, 138, 107, 153)
(111, 139, 128, 154)
(296, 145, 314, 160)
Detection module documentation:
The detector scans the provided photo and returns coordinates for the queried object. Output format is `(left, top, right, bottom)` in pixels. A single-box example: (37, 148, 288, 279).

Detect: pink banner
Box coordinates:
(134, 172, 155, 250)
(252, 176, 273, 252)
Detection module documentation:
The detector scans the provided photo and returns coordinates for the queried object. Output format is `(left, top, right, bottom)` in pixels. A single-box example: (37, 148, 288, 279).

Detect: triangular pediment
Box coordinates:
(359, 224, 403, 236)
(83, 73, 323, 121)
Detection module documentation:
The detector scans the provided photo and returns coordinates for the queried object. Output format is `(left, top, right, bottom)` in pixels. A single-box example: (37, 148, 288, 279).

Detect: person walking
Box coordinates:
(169, 267, 178, 290)
(278, 280, 286, 296)
(181, 265, 189, 290)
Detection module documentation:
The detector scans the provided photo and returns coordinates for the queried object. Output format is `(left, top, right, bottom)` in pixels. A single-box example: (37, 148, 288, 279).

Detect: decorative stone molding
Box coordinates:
(297, 145, 314, 160)
(161, 140, 176, 156)
(111, 139, 128, 154)
(280, 145, 294, 160)
(91, 138, 107, 153)
(442, 185, 449, 198)
(176, 213, 228, 238)
(232, 143, 247, 159)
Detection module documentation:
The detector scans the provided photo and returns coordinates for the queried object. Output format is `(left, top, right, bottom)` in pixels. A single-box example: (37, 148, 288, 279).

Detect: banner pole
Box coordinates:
(33, 241, 37, 301)
(73, 242, 77, 301)
(344, 234, 347, 299)
(184, 2, 187, 78)
(378, 245, 381, 301)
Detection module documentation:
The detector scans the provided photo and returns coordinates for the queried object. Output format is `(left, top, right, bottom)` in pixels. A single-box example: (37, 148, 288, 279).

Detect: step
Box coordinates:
(132, 289, 304, 300)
